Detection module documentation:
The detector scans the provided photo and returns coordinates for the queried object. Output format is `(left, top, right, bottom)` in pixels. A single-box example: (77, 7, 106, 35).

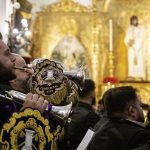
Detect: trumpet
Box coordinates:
(0, 90, 72, 121)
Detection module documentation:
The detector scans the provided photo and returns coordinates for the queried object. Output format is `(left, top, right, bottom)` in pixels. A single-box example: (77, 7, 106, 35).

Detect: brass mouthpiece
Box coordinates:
(14, 66, 27, 71)
(14, 66, 34, 74)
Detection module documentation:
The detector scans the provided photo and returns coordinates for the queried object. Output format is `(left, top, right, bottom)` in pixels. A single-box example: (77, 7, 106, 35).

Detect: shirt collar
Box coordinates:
(126, 119, 145, 127)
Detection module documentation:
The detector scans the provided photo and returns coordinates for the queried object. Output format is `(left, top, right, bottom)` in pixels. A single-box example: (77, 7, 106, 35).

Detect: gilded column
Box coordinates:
(91, 0, 100, 102)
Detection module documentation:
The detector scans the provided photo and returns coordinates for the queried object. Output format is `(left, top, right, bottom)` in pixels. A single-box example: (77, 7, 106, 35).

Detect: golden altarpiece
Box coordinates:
(19, 0, 150, 105)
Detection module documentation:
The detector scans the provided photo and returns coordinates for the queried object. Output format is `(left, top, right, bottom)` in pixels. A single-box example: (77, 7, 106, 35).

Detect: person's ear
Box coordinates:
(128, 105, 138, 120)
(9, 80, 14, 84)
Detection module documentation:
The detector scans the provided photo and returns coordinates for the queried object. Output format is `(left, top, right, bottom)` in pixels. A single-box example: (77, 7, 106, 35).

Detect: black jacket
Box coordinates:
(66, 102, 99, 150)
(87, 117, 150, 150)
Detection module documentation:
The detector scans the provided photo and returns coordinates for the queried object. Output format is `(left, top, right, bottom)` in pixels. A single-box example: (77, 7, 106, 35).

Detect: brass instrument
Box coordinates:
(0, 90, 72, 121)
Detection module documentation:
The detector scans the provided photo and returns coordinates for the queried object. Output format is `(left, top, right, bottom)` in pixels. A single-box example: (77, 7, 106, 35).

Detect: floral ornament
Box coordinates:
(103, 76, 119, 84)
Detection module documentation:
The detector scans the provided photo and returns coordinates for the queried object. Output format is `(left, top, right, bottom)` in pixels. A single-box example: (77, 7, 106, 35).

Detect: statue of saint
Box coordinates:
(124, 16, 145, 80)
(52, 33, 86, 70)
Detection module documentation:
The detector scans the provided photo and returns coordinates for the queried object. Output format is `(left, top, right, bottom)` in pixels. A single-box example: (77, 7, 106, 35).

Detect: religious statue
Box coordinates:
(124, 16, 145, 80)
(52, 33, 86, 70)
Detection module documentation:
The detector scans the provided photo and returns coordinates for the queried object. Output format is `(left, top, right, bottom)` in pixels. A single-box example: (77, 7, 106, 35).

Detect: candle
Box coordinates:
(109, 19, 113, 51)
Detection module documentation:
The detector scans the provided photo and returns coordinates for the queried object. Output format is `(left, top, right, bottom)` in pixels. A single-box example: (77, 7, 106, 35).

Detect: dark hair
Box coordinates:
(78, 79, 95, 98)
(130, 15, 138, 25)
(103, 86, 138, 114)
(98, 99, 103, 105)
(0, 32, 3, 40)
(147, 108, 150, 122)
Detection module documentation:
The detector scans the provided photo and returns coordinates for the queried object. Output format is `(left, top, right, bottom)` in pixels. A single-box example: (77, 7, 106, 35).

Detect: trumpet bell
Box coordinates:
(50, 102, 72, 121)
(63, 69, 85, 90)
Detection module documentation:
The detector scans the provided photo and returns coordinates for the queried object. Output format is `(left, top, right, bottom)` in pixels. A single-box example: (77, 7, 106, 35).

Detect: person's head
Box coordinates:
(130, 15, 138, 26)
(9, 54, 33, 92)
(78, 79, 95, 104)
(103, 86, 144, 123)
(0, 40, 16, 82)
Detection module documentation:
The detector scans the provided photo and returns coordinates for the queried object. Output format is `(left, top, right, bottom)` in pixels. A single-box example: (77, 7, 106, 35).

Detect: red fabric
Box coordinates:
(103, 76, 119, 84)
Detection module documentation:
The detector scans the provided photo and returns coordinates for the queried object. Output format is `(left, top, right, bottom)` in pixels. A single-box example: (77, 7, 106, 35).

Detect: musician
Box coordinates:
(0, 40, 78, 149)
(0, 40, 48, 146)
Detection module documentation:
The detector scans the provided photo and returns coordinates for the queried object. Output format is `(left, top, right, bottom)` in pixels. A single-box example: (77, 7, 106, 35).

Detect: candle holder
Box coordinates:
(102, 51, 118, 94)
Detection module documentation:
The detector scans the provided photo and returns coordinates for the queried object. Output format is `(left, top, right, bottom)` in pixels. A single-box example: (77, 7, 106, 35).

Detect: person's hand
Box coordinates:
(21, 93, 48, 113)
(128, 39, 134, 46)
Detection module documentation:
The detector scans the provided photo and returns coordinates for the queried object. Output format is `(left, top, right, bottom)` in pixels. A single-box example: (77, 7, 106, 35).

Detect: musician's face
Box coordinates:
(0, 40, 16, 81)
(10, 54, 33, 92)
